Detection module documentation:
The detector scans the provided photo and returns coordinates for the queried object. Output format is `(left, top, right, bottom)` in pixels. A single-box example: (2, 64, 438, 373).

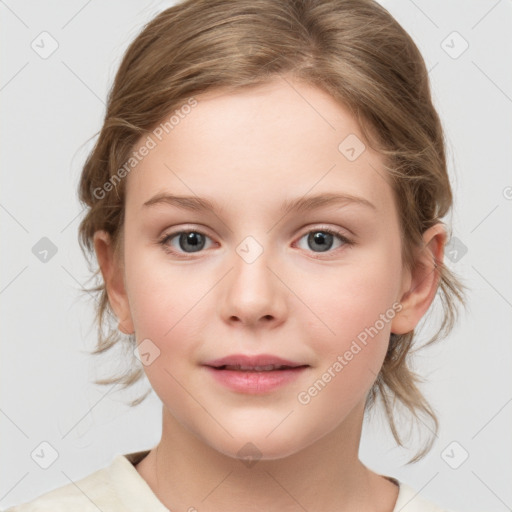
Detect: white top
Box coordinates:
(5, 450, 457, 511)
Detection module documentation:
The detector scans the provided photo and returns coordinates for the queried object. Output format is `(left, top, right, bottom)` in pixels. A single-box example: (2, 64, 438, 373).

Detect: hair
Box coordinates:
(77, 0, 468, 463)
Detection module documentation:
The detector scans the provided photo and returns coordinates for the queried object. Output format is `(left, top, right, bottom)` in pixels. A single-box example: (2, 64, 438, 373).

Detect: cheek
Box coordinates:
(125, 242, 199, 337)
(123, 248, 204, 387)
(293, 268, 397, 425)
(294, 251, 402, 413)
(302, 255, 400, 345)
(125, 261, 203, 412)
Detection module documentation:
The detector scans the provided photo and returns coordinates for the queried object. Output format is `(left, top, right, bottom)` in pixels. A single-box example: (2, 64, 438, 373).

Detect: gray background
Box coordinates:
(1, 1, 511, 510)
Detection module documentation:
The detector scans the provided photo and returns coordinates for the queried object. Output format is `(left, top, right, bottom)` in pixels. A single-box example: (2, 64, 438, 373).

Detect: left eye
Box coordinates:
(295, 228, 352, 253)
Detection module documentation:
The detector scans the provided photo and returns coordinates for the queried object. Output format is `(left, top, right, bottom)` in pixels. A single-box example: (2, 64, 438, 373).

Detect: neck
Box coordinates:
(136, 402, 399, 512)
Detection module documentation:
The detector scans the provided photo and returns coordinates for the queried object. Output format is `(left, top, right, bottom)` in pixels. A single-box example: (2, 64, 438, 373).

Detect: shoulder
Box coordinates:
(393, 480, 465, 512)
(2, 465, 113, 512)
(3, 450, 164, 512)
(2, 451, 154, 512)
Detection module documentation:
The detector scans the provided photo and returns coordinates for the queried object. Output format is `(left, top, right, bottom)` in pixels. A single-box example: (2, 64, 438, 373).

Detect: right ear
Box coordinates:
(93, 230, 134, 335)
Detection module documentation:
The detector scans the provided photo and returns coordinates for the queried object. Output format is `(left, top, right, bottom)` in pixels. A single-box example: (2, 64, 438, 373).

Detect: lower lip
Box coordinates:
(204, 366, 308, 394)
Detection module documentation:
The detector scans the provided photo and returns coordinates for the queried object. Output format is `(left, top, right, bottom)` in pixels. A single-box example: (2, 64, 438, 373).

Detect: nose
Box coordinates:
(218, 240, 287, 329)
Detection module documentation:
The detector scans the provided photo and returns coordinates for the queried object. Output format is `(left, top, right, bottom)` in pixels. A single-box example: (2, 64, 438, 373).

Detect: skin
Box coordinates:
(94, 75, 445, 512)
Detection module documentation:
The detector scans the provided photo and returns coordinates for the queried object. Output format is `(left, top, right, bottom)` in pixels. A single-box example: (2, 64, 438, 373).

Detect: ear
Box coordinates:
(93, 230, 134, 335)
(391, 223, 446, 335)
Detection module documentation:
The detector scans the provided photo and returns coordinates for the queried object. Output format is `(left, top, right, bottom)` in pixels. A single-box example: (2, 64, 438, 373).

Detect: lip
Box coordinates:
(202, 354, 309, 394)
(203, 353, 306, 369)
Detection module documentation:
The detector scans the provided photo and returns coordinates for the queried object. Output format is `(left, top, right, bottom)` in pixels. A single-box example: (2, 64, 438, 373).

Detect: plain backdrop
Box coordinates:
(1, 1, 511, 510)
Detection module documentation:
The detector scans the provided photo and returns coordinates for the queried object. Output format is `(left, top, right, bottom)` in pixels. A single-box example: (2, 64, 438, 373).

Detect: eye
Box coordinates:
(158, 226, 354, 258)
(295, 227, 353, 255)
(158, 229, 214, 257)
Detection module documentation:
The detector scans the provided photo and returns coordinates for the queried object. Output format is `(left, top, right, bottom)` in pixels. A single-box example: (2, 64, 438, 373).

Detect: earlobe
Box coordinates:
(390, 223, 446, 335)
(93, 230, 134, 335)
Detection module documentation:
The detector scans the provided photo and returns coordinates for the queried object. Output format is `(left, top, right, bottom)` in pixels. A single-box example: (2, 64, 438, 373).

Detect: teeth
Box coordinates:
(222, 364, 288, 371)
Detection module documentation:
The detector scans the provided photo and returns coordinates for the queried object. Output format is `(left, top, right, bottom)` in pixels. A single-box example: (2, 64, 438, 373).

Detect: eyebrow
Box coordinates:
(142, 192, 376, 214)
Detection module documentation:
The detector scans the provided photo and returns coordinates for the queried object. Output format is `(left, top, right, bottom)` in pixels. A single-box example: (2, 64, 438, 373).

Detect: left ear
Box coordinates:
(391, 223, 446, 335)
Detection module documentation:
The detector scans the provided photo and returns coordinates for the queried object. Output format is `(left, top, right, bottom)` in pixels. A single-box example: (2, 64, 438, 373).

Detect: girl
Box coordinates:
(7, 0, 469, 510)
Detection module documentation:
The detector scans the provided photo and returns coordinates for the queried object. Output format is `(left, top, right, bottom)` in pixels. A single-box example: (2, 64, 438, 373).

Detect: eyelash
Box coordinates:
(157, 226, 354, 259)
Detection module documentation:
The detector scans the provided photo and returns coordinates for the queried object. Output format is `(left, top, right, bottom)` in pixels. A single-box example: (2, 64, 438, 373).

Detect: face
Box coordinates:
(97, 76, 434, 461)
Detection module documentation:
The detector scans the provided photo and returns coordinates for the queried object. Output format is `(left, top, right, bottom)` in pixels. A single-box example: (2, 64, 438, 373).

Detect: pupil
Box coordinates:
(180, 232, 205, 252)
(309, 232, 332, 252)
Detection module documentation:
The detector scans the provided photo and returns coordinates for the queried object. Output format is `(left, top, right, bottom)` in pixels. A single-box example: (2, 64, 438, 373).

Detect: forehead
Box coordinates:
(125, 77, 393, 216)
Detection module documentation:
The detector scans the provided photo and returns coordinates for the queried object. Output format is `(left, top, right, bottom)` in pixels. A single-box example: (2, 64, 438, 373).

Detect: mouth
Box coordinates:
(202, 354, 310, 394)
(210, 364, 309, 372)
(203, 353, 308, 370)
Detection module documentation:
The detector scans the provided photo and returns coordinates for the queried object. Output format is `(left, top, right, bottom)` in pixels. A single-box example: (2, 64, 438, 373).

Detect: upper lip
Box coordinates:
(203, 354, 308, 369)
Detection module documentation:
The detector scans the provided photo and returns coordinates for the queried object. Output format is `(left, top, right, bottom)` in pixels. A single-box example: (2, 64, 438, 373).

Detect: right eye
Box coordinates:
(158, 229, 215, 257)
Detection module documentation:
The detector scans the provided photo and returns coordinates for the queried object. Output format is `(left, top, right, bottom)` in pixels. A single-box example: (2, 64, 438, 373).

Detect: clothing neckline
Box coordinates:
(116, 450, 440, 512)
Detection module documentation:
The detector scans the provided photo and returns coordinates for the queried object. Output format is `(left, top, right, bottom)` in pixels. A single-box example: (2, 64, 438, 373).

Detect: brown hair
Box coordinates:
(77, 0, 468, 463)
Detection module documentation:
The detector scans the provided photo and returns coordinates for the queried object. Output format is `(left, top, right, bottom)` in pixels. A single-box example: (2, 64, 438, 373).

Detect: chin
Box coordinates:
(205, 428, 317, 463)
